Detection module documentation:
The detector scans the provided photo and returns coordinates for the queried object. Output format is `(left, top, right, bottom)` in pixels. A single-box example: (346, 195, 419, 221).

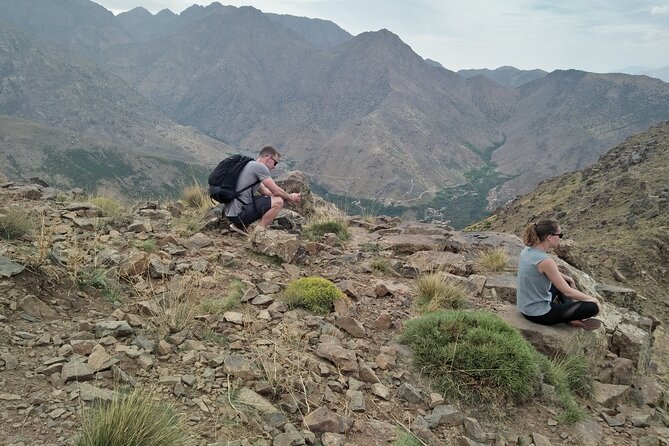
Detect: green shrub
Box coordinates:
(538, 353, 592, 424)
(400, 310, 541, 404)
(414, 273, 470, 312)
(0, 207, 34, 240)
(360, 242, 382, 252)
(393, 431, 423, 446)
(478, 248, 509, 272)
(77, 268, 120, 301)
(283, 277, 343, 314)
(304, 219, 350, 241)
(77, 388, 190, 446)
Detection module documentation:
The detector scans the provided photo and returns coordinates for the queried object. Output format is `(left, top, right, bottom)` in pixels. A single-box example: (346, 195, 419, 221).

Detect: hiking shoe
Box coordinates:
(229, 223, 249, 236)
(569, 318, 602, 331)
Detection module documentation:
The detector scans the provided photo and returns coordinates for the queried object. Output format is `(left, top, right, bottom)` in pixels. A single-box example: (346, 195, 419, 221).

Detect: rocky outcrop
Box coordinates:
(0, 181, 666, 446)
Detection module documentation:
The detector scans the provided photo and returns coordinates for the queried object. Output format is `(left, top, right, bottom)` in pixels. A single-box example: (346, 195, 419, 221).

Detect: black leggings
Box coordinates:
(522, 285, 599, 325)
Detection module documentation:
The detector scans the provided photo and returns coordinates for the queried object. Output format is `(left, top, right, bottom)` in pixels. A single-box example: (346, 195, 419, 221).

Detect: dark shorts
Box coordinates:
(227, 196, 272, 227)
(522, 285, 599, 325)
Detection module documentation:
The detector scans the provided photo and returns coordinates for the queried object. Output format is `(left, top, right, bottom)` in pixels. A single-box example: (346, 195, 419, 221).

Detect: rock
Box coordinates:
(223, 311, 245, 325)
(18, 295, 56, 320)
(357, 361, 381, 384)
(61, 361, 94, 383)
(87, 345, 118, 372)
(127, 220, 152, 233)
(380, 234, 447, 254)
(94, 321, 134, 338)
(321, 432, 345, 446)
(610, 323, 652, 373)
(463, 417, 487, 443)
(0, 255, 24, 277)
(148, 257, 172, 278)
(273, 430, 305, 446)
(373, 313, 393, 330)
(429, 393, 444, 409)
(77, 382, 117, 403)
(637, 436, 660, 446)
(315, 344, 358, 372)
(235, 388, 280, 414)
(0, 393, 22, 401)
(496, 304, 607, 360)
(398, 383, 422, 404)
(250, 230, 302, 264)
(181, 233, 213, 249)
(370, 383, 391, 400)
(425, 405, 463, 428)
(303, 407, 352, 433)
(335, 316, 366, 338)
(483, 274, 517, 303)
(118, 251, 149, 278)
(346, 390, 365, 412)
(1, 352, 18, 370)
(596, 283, 641, 312)
(223, 354, 256, 380)
(592, 382, 631, 407)
(532, 433, 552, 446)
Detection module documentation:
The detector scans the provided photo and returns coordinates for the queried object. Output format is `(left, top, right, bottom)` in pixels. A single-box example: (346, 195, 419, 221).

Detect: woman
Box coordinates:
(516, 219, 602, 330)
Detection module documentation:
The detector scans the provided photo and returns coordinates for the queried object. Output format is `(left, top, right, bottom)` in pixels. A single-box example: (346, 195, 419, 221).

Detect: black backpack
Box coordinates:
(208, 155, 261, 204)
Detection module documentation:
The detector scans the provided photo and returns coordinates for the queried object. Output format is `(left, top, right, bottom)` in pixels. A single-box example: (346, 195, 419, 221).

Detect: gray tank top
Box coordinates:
(516, 246, 551, 316)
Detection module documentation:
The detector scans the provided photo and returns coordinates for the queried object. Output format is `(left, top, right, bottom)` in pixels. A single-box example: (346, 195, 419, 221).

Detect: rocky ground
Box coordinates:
(1, 176, 668, 446)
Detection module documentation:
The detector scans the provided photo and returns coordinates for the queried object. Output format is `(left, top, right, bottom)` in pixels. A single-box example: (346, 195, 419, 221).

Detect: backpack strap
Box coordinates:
(232, 178, 262, 206)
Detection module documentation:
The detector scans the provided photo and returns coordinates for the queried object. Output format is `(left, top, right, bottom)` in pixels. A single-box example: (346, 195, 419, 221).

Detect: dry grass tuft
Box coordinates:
(152, 275, 203, 336)
(0, 207, 35, 240)
(77, 387, 190, 446)
(89, 192, 126, 220)
(414, 272, 470, 312)
(478, 247, 509, 272)
(181, 182, 210, 212)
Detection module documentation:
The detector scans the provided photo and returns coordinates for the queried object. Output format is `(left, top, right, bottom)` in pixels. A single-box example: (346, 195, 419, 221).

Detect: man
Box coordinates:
(225, 146, 301, 235)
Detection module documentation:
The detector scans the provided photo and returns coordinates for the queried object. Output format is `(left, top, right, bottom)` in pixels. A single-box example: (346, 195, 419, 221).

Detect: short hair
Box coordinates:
(259, 146, 280, 158)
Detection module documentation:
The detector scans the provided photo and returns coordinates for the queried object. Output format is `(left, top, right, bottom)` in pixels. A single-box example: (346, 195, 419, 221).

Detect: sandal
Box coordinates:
(570, 318, 602, 331)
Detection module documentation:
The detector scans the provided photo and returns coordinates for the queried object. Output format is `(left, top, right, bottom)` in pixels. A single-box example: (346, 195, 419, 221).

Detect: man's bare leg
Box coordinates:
(259, 196, 284, 227)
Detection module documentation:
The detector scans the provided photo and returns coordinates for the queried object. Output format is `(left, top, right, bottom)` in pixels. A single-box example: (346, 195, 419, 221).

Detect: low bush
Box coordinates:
(77, 388, 189, 446)
(400, 310, 541, 404)
(0, 207, 34, 240)
(304, 219, 350, 241)
(283, 277, 343, 314)
(478, 248, 509, 272)
(414, 273, 470, 312)
(393, 431, 424, 446)
(539, 353, 592, 423)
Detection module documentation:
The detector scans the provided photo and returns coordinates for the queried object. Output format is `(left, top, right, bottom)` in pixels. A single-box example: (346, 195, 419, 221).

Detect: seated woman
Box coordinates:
(516, 219, 602, 330)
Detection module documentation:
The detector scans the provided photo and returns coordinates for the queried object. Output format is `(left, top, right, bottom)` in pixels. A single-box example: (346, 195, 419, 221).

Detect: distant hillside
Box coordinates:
(471, 121, 669, 319)
(0, 115, 210, 197)
(0, 25, 233, 191)
(1, 0, 669, 227)
(617, 65, 669, 83)
(458, 66, 548, 88)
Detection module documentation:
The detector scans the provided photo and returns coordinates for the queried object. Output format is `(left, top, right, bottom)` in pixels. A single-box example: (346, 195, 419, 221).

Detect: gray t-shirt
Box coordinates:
(224, 161, 271, 217)
(516, 246, 552, 316)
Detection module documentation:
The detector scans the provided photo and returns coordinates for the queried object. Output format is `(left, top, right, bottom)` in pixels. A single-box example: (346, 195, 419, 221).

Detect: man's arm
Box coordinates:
(260, 177, 301, 203)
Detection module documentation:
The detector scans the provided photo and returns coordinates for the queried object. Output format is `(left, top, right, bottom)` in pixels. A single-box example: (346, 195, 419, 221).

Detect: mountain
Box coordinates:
(489, 70, 669, 208)
(0, 0, 131, 61)
(0, 22, 233, 195)
(116, 7, 177, 41)
(616, 65, 669, 83)
(265, 12, 352, 49)
(2, 0, 669, 225)
(470, 121, 669, 320)
(458, 66, 548, 88)
(98, 6, 506, 199)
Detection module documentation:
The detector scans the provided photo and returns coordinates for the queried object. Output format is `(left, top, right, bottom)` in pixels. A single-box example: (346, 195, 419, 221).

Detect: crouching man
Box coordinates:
(226, 146, 301, 235)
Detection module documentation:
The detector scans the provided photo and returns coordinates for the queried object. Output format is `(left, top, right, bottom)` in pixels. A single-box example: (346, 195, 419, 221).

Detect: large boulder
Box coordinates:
(250, 229, 302, 264)
(495, 304, 608, 363)
(380, 234, 447, 254)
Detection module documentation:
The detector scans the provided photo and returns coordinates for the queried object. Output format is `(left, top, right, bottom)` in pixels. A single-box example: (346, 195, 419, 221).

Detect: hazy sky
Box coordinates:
(94, 0, 669, 73)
